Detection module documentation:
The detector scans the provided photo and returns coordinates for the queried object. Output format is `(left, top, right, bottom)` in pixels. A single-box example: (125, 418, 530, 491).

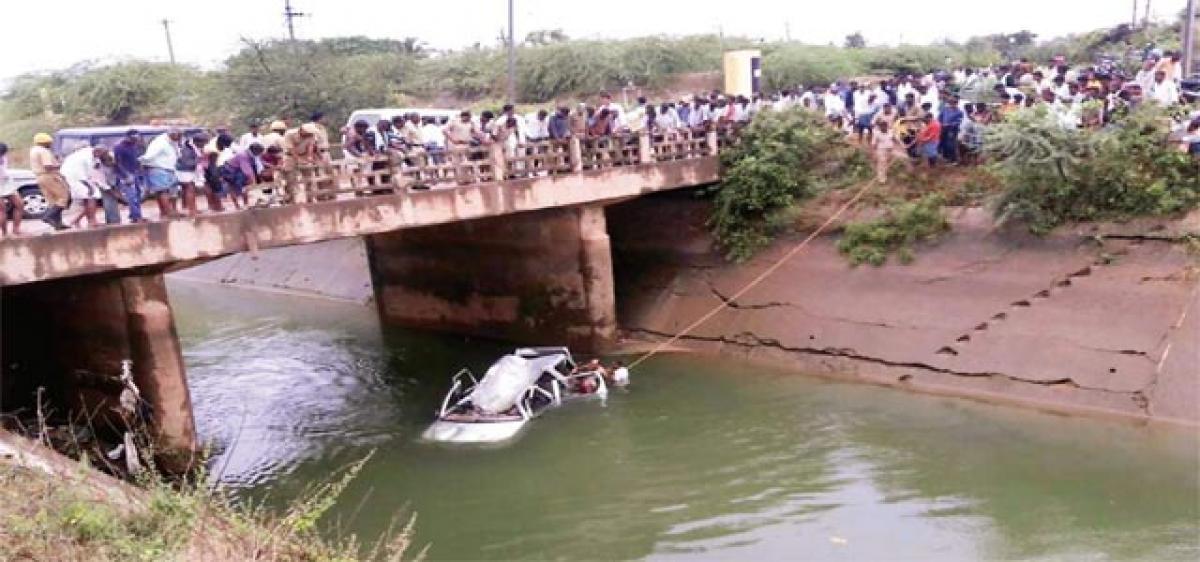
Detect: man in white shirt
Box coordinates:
(238, 121, 263, 152)
(139, 129, 182, 220)
(822, 89, 846, 128)
(61, 146, 110, 228)
(419, 117, 447, 164)
(1148, 71, 1180, 106)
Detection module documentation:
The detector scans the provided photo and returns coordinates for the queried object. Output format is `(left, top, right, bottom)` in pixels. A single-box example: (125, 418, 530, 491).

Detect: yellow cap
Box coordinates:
(299, 123, 319, 135)
(269, 120, 287, 131)
(33, 133, 53, 145)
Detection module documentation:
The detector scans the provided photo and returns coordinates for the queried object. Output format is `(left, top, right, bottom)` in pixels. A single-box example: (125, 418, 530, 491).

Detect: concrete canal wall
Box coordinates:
(167, 194, 1199, 425)
(611, 195, 1199, 426)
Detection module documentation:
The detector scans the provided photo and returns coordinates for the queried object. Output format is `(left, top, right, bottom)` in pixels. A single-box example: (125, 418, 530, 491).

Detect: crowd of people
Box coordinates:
(1, 48, 1196, 236)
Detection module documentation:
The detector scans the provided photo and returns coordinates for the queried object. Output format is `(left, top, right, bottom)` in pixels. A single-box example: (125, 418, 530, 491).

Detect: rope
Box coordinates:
(627, 180, 877, 370)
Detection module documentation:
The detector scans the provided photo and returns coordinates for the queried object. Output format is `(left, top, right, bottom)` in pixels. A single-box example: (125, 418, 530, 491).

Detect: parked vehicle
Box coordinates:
(423, 347, 607, 444)
(1182, 74, 1200, 104)
(9, 125, 204, 219)
(345, 108, 458, 130)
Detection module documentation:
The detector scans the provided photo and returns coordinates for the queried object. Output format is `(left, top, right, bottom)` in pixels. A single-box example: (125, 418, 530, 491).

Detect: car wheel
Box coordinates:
(18, 186, 48, 219)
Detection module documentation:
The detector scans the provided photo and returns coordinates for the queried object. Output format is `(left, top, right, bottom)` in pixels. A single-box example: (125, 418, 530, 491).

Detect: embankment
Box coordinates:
(171, 237, 374, 304)
(609, 194, 1199, 425)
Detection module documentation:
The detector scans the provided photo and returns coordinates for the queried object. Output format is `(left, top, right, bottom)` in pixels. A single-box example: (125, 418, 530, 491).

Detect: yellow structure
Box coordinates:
(723, 50, 763, 97)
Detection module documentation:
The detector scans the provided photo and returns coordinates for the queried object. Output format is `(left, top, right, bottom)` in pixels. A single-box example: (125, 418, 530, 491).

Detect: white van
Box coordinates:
(345, 108, 458, 130)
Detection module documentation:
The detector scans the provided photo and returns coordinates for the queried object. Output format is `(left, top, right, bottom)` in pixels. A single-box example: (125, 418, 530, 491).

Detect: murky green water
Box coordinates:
(169, 281, 1200, 561)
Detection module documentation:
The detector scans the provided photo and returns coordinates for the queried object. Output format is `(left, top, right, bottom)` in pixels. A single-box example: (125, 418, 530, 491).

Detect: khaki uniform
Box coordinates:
(281, 129, 320, 167)
(308, 122, 331, 160)
(30, 145, 69, 207)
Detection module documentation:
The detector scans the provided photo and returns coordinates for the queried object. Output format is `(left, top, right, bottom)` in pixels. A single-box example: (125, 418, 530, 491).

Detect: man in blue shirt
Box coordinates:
(112, 129, 144, 222)
(937, 98, 965, 164)
(547, 107, 571, 140)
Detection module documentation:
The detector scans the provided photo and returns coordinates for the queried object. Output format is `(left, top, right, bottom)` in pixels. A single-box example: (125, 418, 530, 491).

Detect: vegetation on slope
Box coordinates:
(986, 106, 1200, 234)
(0, 447, 422, 562)
(707, 108, 868, 262)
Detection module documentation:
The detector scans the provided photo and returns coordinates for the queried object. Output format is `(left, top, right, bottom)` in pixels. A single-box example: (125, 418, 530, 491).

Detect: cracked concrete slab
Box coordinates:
(611, 199, 1198, 424)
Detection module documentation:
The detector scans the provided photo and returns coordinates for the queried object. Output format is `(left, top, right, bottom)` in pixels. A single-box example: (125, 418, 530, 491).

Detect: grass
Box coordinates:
(837, 194, 950, 266)
(0, 444, 424, 562)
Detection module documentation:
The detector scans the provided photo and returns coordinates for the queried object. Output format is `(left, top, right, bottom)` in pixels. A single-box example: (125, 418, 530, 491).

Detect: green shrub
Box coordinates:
(708, 108, 868, 261)
(838, 194, 950, 266)
(986, 105, 1200, 234)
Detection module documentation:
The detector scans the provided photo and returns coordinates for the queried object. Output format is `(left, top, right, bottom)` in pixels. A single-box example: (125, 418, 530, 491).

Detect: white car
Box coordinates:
(423, 347, 606, 444)
(5, 167, 47, 219)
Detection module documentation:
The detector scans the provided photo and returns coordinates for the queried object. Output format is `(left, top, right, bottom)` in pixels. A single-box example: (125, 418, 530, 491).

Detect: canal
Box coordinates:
(169, 280, 1200, 561)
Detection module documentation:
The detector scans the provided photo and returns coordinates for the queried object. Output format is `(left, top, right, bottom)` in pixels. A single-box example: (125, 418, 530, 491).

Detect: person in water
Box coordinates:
(572, 359, 606, 394)
(610, 361, 630, 386)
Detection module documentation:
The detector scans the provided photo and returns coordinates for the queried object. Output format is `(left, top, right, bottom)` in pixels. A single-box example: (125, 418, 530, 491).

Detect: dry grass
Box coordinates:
(0, 436, 423, 562)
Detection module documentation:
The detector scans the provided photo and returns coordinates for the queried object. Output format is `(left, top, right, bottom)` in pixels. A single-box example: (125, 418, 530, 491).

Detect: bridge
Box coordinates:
(0, 131, 723, 464)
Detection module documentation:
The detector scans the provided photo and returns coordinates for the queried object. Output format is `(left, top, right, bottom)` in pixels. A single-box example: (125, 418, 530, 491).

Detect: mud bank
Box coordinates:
(611, 198, 1199, 426)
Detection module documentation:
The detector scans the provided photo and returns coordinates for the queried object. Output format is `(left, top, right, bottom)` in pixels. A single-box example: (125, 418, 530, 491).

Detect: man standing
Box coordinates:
(938, 98, 965, 164)
(307, 112, 332, 162)
(139, 129, 182, 220)
(0, 143, 23, 236)
(1148, 71, 1181, 106)
(29, 133, 69, 230)
(61, 145, 110, 228)
(444, 111, 477, 149)
(238, 121, 263, 152)
(113, 129, 144, 223)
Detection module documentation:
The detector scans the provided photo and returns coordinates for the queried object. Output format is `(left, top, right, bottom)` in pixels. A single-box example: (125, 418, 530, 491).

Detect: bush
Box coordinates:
(838, 194, 950, 266)
(708, 108, 868, 261)
(986, 105, 1200, 234)
(3, 62, 202, 124)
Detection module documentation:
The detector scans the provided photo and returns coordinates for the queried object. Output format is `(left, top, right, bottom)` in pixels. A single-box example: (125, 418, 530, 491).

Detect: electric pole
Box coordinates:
(1185, 0, 1198, 76)
(507, 0, 517, 103)
(284, 0, 306, 41)
(1143, 0, 1152, 28)
(162, 19, 176, 64)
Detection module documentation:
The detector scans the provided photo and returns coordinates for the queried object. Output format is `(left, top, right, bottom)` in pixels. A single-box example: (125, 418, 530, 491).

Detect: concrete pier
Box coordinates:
(367, 205, 618, 351)
(1, 272, 197, 462)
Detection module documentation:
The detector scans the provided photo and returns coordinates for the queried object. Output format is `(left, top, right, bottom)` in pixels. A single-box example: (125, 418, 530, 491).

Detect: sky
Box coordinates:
(0, 0, 1189, 81)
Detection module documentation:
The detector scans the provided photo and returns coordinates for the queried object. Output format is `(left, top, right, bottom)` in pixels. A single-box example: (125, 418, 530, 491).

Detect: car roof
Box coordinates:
(349, 108, 458, 119)
(55, 125, 202, 136)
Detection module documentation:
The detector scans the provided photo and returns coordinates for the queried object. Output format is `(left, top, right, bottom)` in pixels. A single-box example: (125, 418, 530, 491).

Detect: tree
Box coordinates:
(844, 32, 866, 49)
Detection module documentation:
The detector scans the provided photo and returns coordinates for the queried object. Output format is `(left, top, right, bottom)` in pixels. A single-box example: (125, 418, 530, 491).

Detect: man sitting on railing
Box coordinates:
(342, 120, 376, 159)
(548, 107, 571, 140)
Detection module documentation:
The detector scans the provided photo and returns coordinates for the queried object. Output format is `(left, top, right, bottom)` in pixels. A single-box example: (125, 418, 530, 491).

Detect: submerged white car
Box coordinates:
(423, 347, 607, 444)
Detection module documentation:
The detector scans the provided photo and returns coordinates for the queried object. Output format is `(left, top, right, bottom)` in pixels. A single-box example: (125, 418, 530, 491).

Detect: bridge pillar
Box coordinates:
(366, 204, 617, 351)
(1, 271, 197, 467)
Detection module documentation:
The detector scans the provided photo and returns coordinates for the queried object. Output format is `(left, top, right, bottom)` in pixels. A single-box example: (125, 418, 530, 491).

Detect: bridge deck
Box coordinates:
(0, 157, 718, 286)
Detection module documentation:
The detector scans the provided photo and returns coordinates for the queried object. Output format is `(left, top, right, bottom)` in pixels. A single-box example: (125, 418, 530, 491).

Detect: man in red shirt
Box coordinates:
(915, 115, 941, 168)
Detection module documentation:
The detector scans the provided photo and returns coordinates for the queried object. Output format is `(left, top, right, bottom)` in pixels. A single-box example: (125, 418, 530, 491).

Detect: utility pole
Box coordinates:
(1143, 0, 1152, 28)
(161, 19, 176, 64)
(507, 0, 517, 103)
(284, 0, 306, 41)
(1185, 0, 1198, 76)
(784, 22, 792, 42)
(1132, 0, 1139, 29)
